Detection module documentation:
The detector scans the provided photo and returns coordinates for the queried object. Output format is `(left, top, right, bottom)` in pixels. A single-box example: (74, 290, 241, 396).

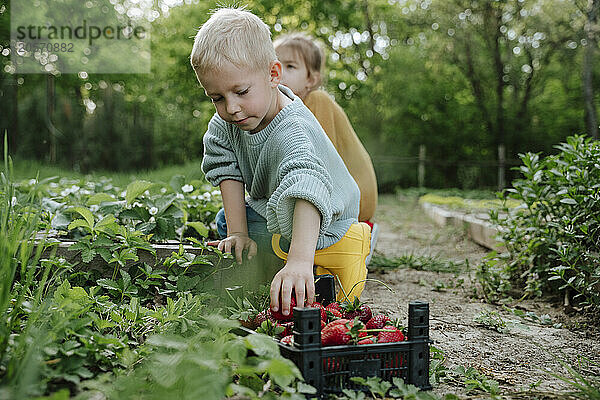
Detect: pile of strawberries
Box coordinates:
(246, 297, 408, 347)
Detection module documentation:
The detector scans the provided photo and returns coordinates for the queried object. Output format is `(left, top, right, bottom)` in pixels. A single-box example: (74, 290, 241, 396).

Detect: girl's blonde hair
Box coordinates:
(190, 7, 276, 77)
(274, 32, 324, 87)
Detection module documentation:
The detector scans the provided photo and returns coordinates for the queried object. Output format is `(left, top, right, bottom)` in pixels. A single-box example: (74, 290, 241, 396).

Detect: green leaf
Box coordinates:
(169, 175, 186, 192)
(68, 206, 95, 228)
(560, 198, 577, 205)
(258, 357, 300, 388)
(68, 219, 92, 232)
(81, 247, 96, 263)
(187, 221, 209, 237)
(86, 193, 117, 205)
(297, 382, 317, 394)
(97, 279, 120, 292)
(245, 333, 280, 358)
(126, 180, 153, 204)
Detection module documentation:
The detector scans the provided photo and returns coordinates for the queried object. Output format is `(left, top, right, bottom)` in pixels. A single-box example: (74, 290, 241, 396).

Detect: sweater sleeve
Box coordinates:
(266, 130, 334, 241)
(201, 116, 243, 186)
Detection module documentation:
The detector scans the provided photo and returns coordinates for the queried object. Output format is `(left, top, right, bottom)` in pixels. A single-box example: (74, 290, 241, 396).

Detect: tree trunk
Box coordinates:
(583, 0, 599, 139)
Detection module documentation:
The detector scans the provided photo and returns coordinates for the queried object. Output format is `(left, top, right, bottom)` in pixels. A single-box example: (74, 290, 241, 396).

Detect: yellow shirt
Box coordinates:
(304, 90, 378, 221)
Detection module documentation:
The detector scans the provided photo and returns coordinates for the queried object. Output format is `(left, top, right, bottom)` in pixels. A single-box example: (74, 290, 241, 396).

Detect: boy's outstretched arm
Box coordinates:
(209, 179, 257, 263)
(270, 199, 320, 316)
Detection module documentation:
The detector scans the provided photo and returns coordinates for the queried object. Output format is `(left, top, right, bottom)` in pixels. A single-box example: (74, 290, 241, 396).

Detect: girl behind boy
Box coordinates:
(274, 33, 379, 226)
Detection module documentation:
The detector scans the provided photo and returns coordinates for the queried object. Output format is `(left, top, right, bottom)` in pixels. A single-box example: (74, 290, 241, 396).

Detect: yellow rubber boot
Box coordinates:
(271, 222, 371, 301)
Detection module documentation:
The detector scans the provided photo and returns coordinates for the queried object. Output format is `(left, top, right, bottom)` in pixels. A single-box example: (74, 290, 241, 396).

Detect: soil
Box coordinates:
(361, 193, 600, 398)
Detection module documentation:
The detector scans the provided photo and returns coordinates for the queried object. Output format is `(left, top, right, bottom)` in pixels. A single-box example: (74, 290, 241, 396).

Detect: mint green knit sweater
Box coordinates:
(201, 85, 360, 250)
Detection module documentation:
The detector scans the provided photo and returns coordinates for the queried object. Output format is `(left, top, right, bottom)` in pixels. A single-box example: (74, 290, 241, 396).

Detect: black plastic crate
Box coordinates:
(239, 300, 431, 396)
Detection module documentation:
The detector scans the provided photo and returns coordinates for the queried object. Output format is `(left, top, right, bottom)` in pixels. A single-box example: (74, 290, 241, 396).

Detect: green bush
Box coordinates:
(483, 135, 600, 309)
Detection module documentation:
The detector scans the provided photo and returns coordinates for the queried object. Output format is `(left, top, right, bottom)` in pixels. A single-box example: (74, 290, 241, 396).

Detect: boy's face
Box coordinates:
(276, 46, 316, 100)
(198, 61, 282, 133)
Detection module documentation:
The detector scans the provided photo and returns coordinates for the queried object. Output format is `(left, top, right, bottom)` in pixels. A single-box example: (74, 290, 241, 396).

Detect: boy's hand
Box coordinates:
(207, 233, 257, 264)
(270, 260, 315, 316)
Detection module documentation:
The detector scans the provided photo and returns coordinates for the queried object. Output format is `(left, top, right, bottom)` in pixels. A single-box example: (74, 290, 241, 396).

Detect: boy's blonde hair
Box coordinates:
(274, 32, 324, 87)
(190, 6, 276, 77)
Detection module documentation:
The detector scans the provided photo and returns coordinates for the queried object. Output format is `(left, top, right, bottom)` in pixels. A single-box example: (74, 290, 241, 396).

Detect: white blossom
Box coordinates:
(160, 187, 167, 194)
(176, 193, 184, 200)
(149, 216, 155, 223)
(182, 184, 194, 193)
(211, 190, 221, 196)
(11, 196, 17, 206)
(90, 205, 100, 212)
(149, 207, 158, 215)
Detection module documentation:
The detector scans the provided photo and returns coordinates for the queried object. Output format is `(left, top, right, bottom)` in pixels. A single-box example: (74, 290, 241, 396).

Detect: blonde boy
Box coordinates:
(191, 7, 370, 316)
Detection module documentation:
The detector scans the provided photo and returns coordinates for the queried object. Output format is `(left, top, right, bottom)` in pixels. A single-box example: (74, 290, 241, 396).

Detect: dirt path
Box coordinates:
(361, 194, 600, 397)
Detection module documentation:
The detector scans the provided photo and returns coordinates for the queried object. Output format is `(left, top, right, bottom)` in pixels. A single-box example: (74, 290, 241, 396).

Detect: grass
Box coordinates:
(369, 252, 466, 274)
(396, 187, 498, 200)
(11, 158, 205, 187)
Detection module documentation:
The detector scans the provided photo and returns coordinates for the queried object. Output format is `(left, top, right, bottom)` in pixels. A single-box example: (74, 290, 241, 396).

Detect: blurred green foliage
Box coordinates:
(0, 0, 596, 190)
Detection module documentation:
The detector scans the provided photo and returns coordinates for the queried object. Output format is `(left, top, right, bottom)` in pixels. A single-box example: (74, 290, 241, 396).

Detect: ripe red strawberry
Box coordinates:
(281, 321, 294, 337)
(357, 304, 372, 323)
(324, 302, 341, 314)
(307, 302, 327, 321)
(280, 335, 294, 346)
(321, 319, 352, 346)
(377, 326, 405, 343)
(366, 314, 391, 330)
(358, 338, 374, 345)
(271, 296, 296, 321)
(321, 320, 326, 330)
(326, 308, 343, 321)
(254, 309, 273, 326)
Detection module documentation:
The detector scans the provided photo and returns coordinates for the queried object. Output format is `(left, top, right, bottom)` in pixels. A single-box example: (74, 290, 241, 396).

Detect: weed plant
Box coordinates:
(479, 135, 600, 311)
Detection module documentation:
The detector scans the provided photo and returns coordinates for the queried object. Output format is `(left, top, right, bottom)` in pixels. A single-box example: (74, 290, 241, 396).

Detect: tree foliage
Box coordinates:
(0, 0, 597, 189)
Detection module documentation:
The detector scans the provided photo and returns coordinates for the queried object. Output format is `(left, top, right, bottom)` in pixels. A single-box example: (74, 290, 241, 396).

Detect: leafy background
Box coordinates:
(1, 0, 597, 190)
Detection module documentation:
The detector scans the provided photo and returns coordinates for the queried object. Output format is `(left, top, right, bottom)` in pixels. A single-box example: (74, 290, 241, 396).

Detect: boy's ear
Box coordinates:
(269, 60, 283, 87)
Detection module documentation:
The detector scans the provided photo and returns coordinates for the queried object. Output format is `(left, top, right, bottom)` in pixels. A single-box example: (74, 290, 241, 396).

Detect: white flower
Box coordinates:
(190, 195, 197, 200)
(176, 193, 184, 200)
(11, 196, 17, 206)
(28, 179, 37, 185)
(202, 192, 211, 200)
(49, 182, 58, 188)
(160, 188, 167, 194)
(144, 190, 150, 196)
(59, 258, 66, 264)
(80, 189, 91, 195)
(90, 205, 100, 212)
(60, 189, 70, 197)
(121, 190, 127, 197)
(211, 190, 221, 196)
(182, 184, 194, 193)
(71, 185, 80, 193)
(209, 221, 217, 230)
(149, 206, 158, 215)
(149, 216, 155, 223)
